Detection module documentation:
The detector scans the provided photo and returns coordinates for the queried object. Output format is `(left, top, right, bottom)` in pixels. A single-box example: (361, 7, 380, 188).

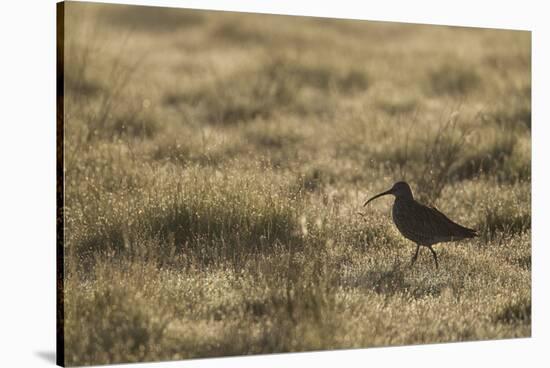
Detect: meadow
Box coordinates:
(61, 3, 531, 366)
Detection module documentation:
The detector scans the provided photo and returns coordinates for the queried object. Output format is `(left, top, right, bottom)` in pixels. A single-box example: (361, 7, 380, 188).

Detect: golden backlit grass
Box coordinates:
(62, 3, 531, 366)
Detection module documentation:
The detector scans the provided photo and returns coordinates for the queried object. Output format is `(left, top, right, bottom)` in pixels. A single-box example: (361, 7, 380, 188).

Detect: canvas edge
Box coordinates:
(56, 1, 65, 367)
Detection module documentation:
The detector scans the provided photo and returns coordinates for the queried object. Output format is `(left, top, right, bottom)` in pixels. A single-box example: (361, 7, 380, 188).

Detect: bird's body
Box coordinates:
(364, 181, 477, 268)
(392, 197, 477, 246)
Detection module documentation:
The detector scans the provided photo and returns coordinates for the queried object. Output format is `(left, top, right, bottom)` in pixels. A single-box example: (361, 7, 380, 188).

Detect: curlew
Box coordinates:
(363, 181, 477, 269)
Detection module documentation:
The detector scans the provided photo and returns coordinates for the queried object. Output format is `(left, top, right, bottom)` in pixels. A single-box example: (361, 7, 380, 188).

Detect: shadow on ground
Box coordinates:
(35, 351, 56, 364)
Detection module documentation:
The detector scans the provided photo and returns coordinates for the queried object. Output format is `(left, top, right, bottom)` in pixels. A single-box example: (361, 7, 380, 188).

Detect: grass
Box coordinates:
(163, 58, 369, 125)
(427, 62, 481, 96)
(61, 3, 531, 366)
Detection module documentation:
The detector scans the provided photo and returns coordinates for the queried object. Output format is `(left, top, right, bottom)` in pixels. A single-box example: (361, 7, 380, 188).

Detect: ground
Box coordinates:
(61, 3, 531, 366)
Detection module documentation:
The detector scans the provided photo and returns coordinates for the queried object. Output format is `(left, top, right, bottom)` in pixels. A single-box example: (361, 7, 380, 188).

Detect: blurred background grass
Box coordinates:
(61, 2, 531, 366)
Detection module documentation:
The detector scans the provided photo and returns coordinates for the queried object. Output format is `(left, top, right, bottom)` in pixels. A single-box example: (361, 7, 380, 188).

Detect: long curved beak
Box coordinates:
(363, 189, 393, 206)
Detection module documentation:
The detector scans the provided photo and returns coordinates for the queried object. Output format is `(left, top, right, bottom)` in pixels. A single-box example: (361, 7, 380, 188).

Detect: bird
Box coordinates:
(363, 181, 477, 269)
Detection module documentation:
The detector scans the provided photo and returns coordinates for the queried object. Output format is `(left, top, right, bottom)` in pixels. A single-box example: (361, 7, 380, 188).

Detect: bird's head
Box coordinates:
(363, 181, 413, 206)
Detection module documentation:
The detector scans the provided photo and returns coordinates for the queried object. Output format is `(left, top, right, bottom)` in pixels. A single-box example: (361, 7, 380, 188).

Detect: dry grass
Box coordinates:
(61, 3, 531, 366)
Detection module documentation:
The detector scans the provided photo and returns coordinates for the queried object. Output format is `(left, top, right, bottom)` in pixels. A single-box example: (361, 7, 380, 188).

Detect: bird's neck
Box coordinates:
(395, 194, 414, 202)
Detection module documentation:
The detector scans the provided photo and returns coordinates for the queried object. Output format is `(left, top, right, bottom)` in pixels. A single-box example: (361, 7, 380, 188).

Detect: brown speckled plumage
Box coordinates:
(364, 181, 477, 268)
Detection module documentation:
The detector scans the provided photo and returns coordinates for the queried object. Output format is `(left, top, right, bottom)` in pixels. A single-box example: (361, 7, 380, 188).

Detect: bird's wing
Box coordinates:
(427, 205, 478, 238)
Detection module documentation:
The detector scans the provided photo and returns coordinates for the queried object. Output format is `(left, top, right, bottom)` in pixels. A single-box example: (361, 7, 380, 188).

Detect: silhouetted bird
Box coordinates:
(363, 181, 477, 268)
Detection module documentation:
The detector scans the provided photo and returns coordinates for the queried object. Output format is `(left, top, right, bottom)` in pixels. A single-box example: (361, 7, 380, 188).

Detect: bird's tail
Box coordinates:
(460, 226, 478, 238)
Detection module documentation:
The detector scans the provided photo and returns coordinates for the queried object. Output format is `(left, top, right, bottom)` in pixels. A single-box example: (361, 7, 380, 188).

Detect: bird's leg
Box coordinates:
(427, 246, 439, 269)
(410, 244, 420, 266)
